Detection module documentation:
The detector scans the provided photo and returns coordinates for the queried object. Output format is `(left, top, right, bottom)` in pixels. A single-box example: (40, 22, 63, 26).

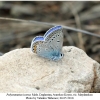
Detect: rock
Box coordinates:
(0, 46, 100, 93)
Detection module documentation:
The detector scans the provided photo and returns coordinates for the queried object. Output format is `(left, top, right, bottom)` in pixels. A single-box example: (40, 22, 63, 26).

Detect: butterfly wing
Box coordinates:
(31, 36, 44, 53)
(31, 36, 55, 59)
(44, 26, 63, 53)
(41, 26, 64, 60)
(31, 26, 63, 60)
(37, 42, 56, 59)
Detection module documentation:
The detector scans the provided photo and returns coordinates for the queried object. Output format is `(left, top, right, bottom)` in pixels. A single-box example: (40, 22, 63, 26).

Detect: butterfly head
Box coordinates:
(51, 52, 64, 61)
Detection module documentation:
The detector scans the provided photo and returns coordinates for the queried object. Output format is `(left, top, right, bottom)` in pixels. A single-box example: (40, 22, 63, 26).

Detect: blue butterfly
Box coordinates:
(31, 26, 63, 61)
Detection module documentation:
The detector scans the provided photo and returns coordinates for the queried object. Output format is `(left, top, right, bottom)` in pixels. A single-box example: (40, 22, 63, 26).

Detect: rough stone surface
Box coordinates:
(0, 46, 100, 93)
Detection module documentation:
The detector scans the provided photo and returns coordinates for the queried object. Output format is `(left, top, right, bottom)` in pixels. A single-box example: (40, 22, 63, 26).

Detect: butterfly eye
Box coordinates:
(61, 53, 63, 57)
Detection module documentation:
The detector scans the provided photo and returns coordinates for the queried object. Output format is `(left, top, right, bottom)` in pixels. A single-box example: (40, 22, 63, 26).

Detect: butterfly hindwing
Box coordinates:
(31, 36, 44, 53)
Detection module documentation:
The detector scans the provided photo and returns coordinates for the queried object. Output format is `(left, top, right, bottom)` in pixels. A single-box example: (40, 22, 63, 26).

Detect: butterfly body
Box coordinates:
(31, 26, 63, 61)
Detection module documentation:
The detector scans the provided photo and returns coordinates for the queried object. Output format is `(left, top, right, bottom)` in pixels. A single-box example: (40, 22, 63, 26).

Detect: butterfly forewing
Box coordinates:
(45, 27, 63, 53)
